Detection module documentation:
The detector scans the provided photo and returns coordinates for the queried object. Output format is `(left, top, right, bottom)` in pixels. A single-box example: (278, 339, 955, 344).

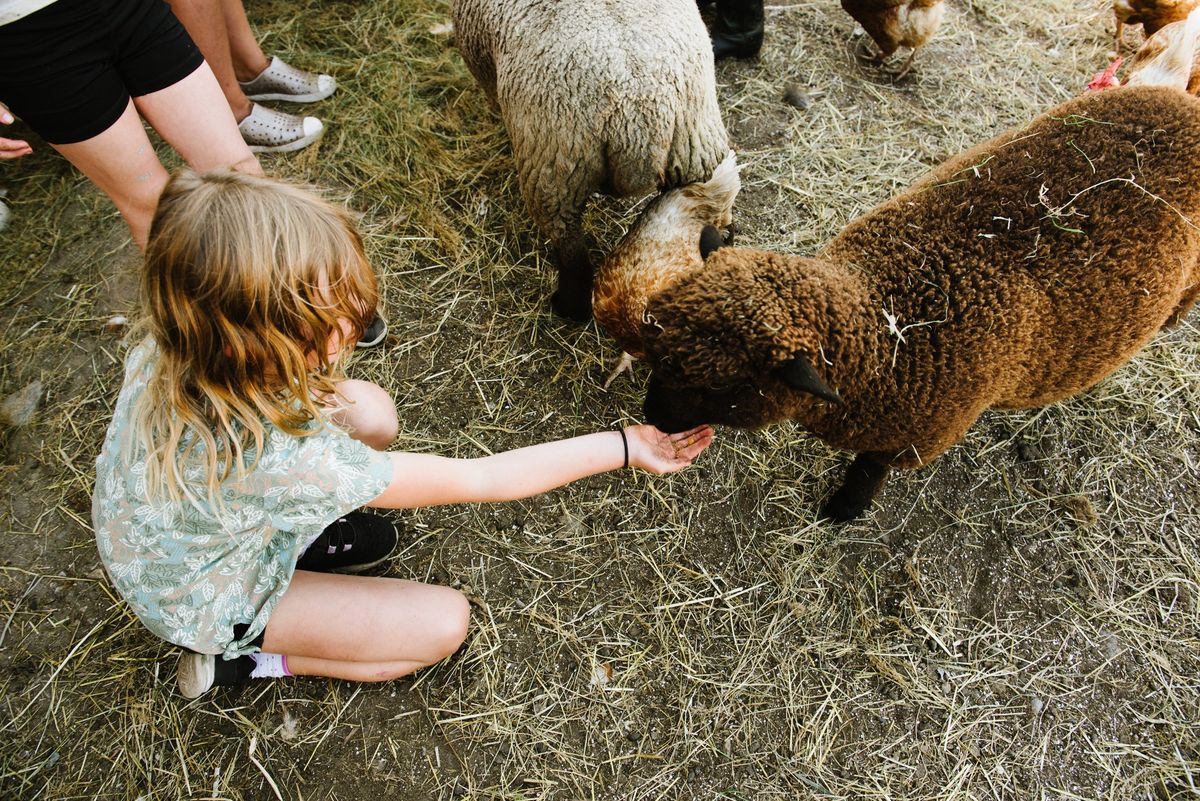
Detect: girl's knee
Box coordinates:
(430, 588, 471, 662)
(376, 582, 468, 668)
(332, 380, 398, 449)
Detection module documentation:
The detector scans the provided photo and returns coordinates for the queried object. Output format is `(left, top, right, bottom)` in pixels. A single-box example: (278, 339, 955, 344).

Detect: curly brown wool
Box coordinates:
(453, 0, 729, 322)
(640, 86, 1200, 521)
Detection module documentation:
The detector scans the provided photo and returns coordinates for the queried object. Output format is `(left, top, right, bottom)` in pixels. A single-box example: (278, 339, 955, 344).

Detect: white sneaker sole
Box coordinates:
(357, 318, 389, 348)
(176, 652, 215, 699)
(332, 554, 391, 574)
(245, 127, 325, 154)
(244, 88, 336, 103)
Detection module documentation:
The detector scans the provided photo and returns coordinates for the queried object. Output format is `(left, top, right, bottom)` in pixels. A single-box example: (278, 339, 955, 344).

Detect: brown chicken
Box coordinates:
(1089, 7, 1200, 92)
(1124, 7, 1200, 91)
(1114, 0, 1200, 53)
(841, 0, 946, 78)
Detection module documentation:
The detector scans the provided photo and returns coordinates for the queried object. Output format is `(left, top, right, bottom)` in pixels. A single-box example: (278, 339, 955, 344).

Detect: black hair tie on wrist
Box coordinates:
(617, 426, 629, 469)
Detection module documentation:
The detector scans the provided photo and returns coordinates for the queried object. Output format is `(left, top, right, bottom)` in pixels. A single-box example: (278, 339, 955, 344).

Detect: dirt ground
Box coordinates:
(2, 0, 1198, 799)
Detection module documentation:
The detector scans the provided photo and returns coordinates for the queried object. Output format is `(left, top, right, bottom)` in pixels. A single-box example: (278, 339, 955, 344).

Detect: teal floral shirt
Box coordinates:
(93, 341, 393, 658)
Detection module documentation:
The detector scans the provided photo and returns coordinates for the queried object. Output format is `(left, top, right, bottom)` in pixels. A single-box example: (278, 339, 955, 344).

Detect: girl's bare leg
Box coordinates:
(261, 571, 470, 681)
(284, 656, 428, 682)
(133, 61, 260, 175)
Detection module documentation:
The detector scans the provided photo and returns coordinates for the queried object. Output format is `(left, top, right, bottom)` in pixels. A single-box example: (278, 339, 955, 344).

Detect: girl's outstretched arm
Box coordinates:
(368, 424, 714, 509)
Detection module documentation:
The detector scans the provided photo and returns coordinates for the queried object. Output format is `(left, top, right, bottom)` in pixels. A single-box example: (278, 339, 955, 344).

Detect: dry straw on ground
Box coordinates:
(2, 0, 1198, 799)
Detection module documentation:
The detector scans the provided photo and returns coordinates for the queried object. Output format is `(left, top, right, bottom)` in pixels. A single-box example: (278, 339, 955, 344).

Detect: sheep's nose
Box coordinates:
(642, 380, 694, 434)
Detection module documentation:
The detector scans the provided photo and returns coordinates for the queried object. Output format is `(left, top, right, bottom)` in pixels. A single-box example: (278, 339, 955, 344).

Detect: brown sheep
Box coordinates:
(638, 85, 1200, 521)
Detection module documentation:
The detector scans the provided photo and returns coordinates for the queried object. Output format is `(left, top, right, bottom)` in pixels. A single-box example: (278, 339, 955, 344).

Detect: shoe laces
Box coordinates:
(322, 518, 357, 554)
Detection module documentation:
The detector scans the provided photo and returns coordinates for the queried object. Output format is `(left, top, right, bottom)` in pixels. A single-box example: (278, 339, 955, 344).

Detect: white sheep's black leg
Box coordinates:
(699, 223, 737, 260)
(821, 453, 892, 522)
(549, 233, 594, 322)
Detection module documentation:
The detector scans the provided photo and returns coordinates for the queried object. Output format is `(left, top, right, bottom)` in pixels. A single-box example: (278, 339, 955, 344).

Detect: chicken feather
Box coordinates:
(1124, 6, 1200, 92)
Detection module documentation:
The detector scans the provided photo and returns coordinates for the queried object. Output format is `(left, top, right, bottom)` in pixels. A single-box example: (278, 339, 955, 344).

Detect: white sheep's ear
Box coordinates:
(699, 225, 725, 260)
(776, 355, 842, 404)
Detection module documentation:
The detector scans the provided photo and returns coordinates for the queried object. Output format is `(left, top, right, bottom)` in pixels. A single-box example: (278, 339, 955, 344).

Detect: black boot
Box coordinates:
(709, 0, 764, 60)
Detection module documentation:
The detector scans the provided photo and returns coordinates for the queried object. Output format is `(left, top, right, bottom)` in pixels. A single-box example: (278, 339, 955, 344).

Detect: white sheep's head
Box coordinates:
(593, 152, 741, 356)
(639, 247, 844, 434)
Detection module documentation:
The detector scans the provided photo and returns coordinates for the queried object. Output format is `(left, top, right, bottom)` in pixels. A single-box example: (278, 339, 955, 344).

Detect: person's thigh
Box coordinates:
(261, 570, 469, 664)
(133, 61, 260, 175)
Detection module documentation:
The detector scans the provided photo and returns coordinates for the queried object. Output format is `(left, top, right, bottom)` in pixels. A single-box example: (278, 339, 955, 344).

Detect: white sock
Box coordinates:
(249, 652, 291, 679)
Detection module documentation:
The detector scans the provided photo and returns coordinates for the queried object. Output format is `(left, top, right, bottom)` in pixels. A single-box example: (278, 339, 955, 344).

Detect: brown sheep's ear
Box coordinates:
(776, 355, 842, 404)
(699, 225, 724, 260)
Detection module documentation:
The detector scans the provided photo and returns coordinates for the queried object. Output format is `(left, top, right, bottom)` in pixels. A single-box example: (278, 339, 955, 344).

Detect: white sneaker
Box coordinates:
(239, 55, 336, 103)
(237, 104, 324, 154)
(176, 651, 255, 698)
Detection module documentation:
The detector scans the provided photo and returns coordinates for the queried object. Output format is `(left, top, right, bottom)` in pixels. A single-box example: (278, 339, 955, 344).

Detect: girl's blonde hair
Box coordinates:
(131, 169, 377, 508)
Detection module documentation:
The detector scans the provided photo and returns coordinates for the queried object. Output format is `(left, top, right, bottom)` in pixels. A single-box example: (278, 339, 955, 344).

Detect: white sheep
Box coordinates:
(452, 0, 730, 321)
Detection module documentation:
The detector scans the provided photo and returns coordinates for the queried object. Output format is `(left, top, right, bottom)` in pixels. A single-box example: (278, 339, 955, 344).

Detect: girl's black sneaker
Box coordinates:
(357, 314, 388, 348)
(296, 512, 398, 574)
(176, 652, 255, 699)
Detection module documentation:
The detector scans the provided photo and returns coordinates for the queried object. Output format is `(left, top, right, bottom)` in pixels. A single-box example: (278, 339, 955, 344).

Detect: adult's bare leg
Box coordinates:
(261, 571, 471, 681)
(52, 102, 170, 249)
(133, 61, 260, 175)
(215, 0, 270, 82)
(165, 0, 266, 121)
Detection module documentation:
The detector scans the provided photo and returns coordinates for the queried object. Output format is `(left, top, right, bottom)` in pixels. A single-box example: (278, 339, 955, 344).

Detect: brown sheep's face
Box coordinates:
(642, 372, 771, 433)
(642, 354, 838, 433)
(639, 284, 764, 433)
(639, 300, 804, 434)
(640, 251, 841, 433)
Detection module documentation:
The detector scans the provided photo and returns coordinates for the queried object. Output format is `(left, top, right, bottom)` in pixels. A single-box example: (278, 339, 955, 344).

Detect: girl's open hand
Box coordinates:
(626, 424, 714, 475)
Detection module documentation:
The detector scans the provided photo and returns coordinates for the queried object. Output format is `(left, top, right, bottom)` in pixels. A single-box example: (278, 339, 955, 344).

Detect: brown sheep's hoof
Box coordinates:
(550, 290, 592, 323)
(820, 454, 892, 523)
(820, 491, 875, 523)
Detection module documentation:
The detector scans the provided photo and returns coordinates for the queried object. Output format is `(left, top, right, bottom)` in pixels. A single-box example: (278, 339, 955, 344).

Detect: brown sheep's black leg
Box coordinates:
(821, 452, 892, 523)
(550, 234, 594, 322)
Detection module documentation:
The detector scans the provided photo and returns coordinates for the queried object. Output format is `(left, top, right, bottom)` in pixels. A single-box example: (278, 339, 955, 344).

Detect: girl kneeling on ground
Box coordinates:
(92, 170, 714, 698)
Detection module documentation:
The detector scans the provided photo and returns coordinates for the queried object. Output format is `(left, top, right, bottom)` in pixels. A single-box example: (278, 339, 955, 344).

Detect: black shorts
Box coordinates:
(0, 0, 204, 144)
